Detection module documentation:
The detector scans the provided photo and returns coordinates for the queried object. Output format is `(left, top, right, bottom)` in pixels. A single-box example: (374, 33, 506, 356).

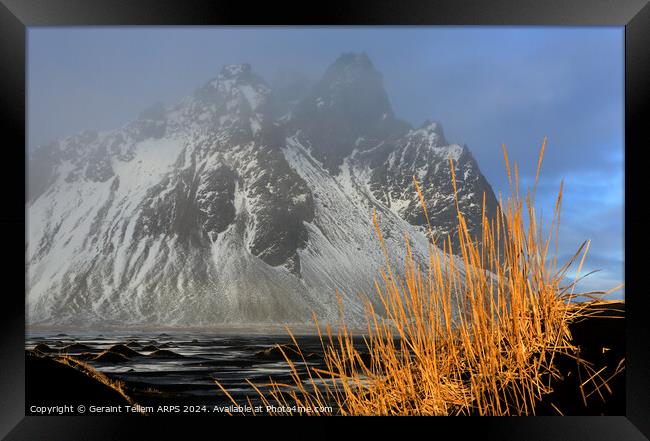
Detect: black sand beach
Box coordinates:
(25, 302, 625, 416)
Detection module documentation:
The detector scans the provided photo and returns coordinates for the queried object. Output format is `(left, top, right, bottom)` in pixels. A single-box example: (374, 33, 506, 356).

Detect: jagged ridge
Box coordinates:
(27, 53, 497, 327)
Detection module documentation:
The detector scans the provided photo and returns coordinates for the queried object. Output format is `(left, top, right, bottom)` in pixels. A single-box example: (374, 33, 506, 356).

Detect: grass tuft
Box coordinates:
(56, 354, 144, 412)
(217, 140, 623, 415)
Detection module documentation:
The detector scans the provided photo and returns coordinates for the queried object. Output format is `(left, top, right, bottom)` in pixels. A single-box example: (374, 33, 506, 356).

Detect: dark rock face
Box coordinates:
(27, 53, 498, 326)
(243, 144, 314, 274)
(127, 64, 315, 272)
(196, 165, 238, 241)
(127, 110, 167, 143)
(133, 159, 237, 247)
(288, 53, 497, 248)
(293, 52, 408, 172)
(367, 121, 498, 249)
(84, 143, 115, 183)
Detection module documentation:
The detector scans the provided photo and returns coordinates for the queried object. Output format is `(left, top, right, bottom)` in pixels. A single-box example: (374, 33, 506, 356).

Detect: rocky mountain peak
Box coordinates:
(416, 120, 447, 146)
(27, 52, 498, 327)
(219, 63, 253, 79)
(421, 120, 441, 130)
(317, 52, 391, 114)
(194, 63, 271, 114)
(322, 52, 377, 84)
(292, 52, 397, 172)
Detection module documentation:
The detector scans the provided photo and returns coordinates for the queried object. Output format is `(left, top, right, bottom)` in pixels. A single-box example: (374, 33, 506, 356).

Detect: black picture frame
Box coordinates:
(1, 0, 648, 439)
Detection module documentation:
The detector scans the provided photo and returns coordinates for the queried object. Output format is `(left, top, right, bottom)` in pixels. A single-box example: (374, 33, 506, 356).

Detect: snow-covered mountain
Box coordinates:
(27, 53, 497, 327)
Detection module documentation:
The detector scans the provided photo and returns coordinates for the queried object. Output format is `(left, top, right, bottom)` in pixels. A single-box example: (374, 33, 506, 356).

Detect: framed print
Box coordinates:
(1, 0, 648, 439)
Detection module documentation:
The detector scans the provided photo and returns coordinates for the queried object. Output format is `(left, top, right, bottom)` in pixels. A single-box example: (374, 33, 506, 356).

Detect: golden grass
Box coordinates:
(217, 139, 623, 415)
(56, 354, 144, 412)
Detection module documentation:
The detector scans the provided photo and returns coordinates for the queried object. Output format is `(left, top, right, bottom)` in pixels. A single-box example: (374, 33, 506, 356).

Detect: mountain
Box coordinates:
(27, 53, 498, 327)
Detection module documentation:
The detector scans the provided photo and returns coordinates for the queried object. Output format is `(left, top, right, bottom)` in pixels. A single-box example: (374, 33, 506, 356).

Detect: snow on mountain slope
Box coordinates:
(27, 54, 496, 327)
(282, 134, 434, 322)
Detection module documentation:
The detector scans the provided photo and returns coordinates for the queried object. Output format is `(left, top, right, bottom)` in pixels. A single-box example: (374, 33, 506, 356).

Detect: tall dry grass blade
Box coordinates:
(219, 139, 621, 416)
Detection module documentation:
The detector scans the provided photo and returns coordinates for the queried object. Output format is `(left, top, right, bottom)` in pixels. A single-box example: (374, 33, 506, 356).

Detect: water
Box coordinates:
(25, 331, 363, 413)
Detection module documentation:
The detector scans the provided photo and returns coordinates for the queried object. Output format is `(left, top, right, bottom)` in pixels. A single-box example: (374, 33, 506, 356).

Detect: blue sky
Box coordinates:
(27, 27, 624, 298)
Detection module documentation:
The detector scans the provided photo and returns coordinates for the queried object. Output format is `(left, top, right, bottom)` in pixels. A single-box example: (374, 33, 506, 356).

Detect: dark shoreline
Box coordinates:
(25, 301, 625, 416)
(535, 301, 625, 416)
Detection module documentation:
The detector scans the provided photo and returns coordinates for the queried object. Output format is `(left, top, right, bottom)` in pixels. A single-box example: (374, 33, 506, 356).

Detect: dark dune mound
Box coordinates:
(53, 333, 68, 337)
(33, 343, 56, 353)
(93, 351, 130, 363)
(76, 352, 97, 360)
(25, 351, 130, 411)
(148, 349, 184, 359)
(536, 301, 625, 415)
(106, 344, 142, 358)
(125, 341, 143, 349)
(60, 343, 93, 352)
(255, 344, 321, 362)
(141, 345, 159, 352)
